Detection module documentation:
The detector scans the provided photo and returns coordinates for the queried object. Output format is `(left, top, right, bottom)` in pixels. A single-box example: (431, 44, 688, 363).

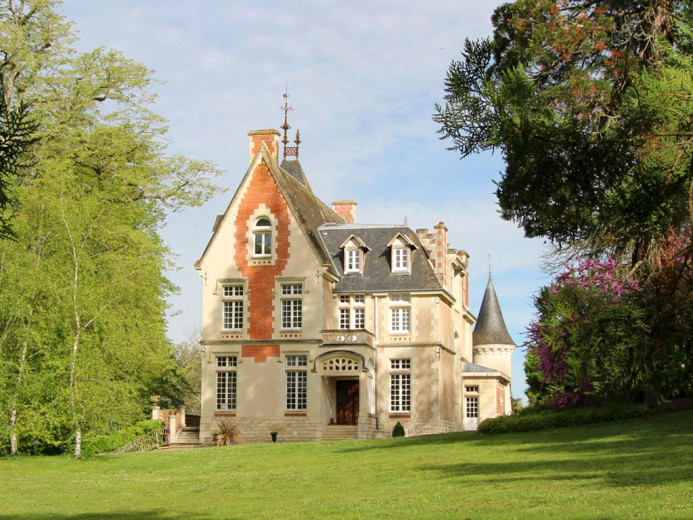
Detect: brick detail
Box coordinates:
(242, 344, 280, 363)
(234, 163, 291, 341)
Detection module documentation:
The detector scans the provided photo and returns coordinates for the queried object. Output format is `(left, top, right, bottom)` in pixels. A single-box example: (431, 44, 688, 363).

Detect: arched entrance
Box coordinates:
(314, 351, 369, 427)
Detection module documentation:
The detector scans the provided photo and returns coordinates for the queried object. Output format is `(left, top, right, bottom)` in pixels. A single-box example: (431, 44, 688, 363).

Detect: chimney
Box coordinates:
(433, 221, 448, 285)
(248, 129, 280, 164)
(332, 200, 357, 224)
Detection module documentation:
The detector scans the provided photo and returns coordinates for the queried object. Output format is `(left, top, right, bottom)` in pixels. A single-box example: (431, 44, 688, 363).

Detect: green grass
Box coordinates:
(2, 410, 692, 520)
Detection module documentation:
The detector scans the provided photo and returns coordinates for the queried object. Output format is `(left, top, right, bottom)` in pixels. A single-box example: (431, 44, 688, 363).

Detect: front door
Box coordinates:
(336, 380, 359, 425)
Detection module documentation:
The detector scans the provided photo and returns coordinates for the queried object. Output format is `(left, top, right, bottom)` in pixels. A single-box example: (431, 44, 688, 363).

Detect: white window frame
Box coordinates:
(215, 355, 238, 411)
(338, 294, 366, 330)
(285, 355, 308, 411)
(389, 358, 411, 413)
(344, 248, 362, 273)
(392, 247, 410, 272)
(253, 217, 272, 257)
(281, 283, 303, 330)
(389, 294, 410, 333)
(466, 396, 479, 418)
(221, 285, 244, 331)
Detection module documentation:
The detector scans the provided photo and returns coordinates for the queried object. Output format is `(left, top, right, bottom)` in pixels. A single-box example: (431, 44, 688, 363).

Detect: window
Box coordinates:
(465, 385, 479, 393)
(344, 249, 361, 273)
(390, 359, 411, 412)
(216, 356, 237, 411)
(392, 247, 409, 272)
(281, 283, 303, 329)
(338, 294, 366, 330)
(466, 396, 478, 418)
(389, 294, 410, 333)
(253, 217, 272, 257)
(222, 285, 244, 330)
(286, 355, 307, 411)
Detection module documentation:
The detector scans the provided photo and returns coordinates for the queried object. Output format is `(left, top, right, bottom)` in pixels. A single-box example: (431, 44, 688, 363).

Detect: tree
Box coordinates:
(173, 328, 203, 415)
(0, 0, 221, 457)
(434, 0, 693, 261)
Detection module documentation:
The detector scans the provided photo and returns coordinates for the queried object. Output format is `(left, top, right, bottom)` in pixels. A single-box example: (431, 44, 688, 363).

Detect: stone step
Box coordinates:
(322, 425, 358, 441)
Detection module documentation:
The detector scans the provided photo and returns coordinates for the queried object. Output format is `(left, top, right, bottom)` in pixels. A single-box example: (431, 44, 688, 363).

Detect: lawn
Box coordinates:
(1, 410, 692, 519)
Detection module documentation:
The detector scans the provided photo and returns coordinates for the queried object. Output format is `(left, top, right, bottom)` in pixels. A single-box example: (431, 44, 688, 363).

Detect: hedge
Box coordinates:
(78, 419, 165, 456)
(478, 405, 654, 434)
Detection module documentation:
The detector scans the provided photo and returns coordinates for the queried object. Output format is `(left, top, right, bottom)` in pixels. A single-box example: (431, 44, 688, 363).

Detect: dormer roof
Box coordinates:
(387, 232, 418, 249)
(472, 276, 515, 347)
(340, 234, 370, 250)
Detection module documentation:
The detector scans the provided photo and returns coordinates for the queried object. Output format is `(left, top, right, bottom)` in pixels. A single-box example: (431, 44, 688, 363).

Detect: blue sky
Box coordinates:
(61, 1, 551, 400)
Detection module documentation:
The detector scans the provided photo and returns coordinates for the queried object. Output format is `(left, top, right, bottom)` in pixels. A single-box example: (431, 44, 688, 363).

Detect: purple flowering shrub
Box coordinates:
(526, 231, 693, 408)
(525, 256, 646, 407)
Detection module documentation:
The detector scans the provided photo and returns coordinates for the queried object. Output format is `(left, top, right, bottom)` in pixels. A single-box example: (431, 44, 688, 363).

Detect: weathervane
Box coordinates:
(280, 83, 300, 159)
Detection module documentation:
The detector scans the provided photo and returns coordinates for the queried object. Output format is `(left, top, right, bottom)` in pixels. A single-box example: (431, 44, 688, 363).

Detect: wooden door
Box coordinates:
(336, 380, 359, 425)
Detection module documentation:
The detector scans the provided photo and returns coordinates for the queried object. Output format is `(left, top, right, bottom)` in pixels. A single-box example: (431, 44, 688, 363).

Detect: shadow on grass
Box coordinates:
(339, 410, 693, 487)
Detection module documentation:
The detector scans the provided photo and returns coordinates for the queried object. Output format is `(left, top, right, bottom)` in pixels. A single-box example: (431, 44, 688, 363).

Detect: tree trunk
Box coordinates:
(8, 340, 28, 455)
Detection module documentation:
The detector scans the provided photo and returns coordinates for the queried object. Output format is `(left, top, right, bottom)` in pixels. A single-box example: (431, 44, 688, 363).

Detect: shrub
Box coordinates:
(392, 421, 405, 438)
(79, 420, 164, 456)
(478, 405, 654, 434)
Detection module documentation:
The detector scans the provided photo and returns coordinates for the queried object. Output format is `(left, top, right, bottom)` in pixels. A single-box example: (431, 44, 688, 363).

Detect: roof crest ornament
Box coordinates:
(281, 84, 300, 159)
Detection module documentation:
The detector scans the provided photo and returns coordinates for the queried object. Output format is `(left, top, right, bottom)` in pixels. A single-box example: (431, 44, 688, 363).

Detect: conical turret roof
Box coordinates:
(473, 275, 515, 347)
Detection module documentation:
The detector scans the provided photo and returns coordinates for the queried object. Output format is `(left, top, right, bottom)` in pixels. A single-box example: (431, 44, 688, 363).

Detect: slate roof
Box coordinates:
(462, 362, 500, 374)
(318, 223, 444, 293)
(275, 159, 344, 266)
(472, 276, 515, 347)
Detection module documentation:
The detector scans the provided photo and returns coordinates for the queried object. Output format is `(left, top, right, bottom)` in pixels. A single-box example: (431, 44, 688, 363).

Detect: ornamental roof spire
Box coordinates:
(281, 84, 300, 159)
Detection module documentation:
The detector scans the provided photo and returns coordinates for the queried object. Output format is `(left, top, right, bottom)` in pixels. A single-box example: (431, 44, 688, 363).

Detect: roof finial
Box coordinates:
(280, 83, 293, 158)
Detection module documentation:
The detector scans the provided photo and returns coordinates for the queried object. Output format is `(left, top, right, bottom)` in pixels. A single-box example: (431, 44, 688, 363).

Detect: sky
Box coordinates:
(61, 0, 552, 401)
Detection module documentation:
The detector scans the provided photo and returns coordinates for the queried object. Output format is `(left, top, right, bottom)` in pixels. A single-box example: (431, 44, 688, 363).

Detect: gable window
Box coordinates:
(389, 358, 411, 413)
(253, 217, 272, 257)
(222, 285, 244, 331)
(281, 283, 303, 330)
(216, 355, 237, 411)
(338, 294, 365, 330)
(387, 234, 417, 274)
(286, 355, 308, 411)
(389, 294, 410, 333)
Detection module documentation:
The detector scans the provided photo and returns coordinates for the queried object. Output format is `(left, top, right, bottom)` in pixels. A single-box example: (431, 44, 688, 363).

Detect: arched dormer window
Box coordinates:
(253, 217, 272, 257)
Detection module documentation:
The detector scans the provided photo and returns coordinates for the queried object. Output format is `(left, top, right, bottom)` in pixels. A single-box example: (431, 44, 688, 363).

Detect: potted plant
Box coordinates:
(215, 418, 242, 446)
(392, 421, 405, 438)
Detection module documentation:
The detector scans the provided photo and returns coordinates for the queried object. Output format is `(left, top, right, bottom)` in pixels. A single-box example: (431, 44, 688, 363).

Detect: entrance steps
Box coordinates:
(322, 425, 358, 441)
(165, 426, 202, 449)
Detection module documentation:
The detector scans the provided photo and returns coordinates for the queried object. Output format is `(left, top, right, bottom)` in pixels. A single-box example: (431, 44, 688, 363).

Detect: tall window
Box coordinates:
(390, 294, 410, 333)
(222, 285, 244, 330)
(465, 385, 479, 418)
(216, 356, 237, 411)
(344, 249, 361, 273)
(281, 283, 303, 330)
(253, 217, 272, 257)
(338, 294, 365, 330)
(389, 359, 411, 413)
(286, 355, 307, 411)
(392, 247, 409, 272)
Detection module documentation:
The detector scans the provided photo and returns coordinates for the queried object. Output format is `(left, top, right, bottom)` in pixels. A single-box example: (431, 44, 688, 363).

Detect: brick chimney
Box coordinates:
(248, 129, 280, 164)
(332, 200, 357, 224)
(433, 221, 448, 285)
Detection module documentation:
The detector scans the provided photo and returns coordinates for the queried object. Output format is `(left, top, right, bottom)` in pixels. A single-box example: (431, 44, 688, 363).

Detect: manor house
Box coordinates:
(194, 127, 515, 443)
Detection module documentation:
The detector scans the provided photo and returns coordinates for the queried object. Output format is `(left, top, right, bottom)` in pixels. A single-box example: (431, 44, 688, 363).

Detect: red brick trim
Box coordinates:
(389, 414, 411, 419)
(214, 413, 236, 417)
(242, 344, 280, 363)
(284, 412, 307, 417)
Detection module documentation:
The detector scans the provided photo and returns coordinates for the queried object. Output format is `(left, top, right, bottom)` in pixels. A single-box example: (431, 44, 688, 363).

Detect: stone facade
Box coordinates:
(195, 128, 515, 444)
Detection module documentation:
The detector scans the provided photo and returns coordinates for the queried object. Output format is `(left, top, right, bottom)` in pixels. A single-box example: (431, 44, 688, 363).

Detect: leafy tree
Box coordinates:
(0, 0, 221, 457)
(434, 0, 693, 261)
(173, 328, 203, 415)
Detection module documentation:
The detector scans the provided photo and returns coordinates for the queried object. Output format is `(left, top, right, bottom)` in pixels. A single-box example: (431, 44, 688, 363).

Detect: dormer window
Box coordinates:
(340, 235, 369, 274)
(387, 233, 417, 274)
(253, 217, 272, 257)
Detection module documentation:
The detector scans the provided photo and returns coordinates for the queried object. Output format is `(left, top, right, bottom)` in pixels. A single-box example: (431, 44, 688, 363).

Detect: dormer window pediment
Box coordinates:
(340, 235, 369, 274)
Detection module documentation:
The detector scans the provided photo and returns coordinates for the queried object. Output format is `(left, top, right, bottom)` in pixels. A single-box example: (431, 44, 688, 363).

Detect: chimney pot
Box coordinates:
(248, 129, 280, 164)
